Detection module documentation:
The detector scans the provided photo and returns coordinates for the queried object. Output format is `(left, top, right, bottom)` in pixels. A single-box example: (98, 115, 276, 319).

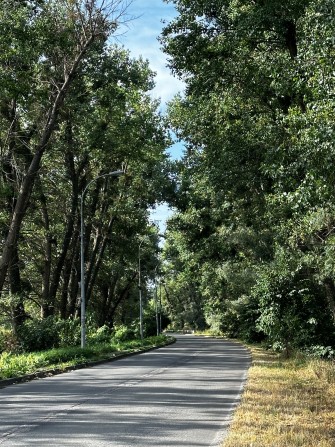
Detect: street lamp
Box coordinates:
(138, 239, 144, 341)
(80, 170, 124, 348)
(154, 264, 160, 336)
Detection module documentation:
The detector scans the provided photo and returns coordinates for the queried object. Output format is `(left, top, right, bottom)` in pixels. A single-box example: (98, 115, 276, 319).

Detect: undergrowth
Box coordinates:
(0, 335, 170, 380)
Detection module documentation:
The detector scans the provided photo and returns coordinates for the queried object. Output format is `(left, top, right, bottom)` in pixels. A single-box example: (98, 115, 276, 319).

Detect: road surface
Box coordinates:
(0, 335, 250, 446)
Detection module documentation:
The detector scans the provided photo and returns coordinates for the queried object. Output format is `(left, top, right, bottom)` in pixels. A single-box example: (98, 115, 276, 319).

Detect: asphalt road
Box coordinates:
(0, 335, 250, 447)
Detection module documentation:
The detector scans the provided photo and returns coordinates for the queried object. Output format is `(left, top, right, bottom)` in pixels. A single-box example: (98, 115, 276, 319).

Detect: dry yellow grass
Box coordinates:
(222, 346, 335, 447)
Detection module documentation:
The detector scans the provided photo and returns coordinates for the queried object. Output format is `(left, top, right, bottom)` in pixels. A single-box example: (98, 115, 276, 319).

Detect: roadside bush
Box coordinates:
(113, 324, 136, 341)
(57, 318, 81, 347)
(304, 345, 335, 359)
(253, 261, 335, 352)
(87, 325, 112, 344)
(17, 317, 88, 351)
(0, 351, 42, 378)
(10, 316, 144, 353)
(17, 316, 60, 351)
(0, 328, 20, 353)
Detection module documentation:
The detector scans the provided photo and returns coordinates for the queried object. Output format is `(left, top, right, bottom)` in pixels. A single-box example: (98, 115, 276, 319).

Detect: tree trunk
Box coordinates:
(69, 235, 81, 319)
(38, 180, 53, 318)
(48, 150, 86, 304)
(86, 216, 116, 305)
(9, 247, 27, 334)
(324, 278, 335, 323)
(104, 272, 137, 326)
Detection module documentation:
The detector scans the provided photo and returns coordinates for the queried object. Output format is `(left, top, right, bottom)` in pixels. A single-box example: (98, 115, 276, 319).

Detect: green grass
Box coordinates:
(0, 335, 172, 381)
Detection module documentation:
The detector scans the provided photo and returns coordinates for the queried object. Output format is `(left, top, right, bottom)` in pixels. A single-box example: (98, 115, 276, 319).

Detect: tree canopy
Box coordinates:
(160, 0, 335, 352)
(1, 0, 335, 355)
(0, 0, 171, 345)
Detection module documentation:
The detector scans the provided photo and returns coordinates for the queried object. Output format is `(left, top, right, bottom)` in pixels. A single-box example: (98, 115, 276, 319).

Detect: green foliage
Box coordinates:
(16, 316, 113, 351)
(252, 249, 335, 350)
(160, 0, 335, 352)
(113, 324, 136, 342)
(0, 0, 170, 335)
(17, 317, 61, 352)
(0, 335, 170, 380)
(206, 295, 264, 342)
(0, 327, 19, 353)
(304, 345, 335, 360)
(16, 316, 145, 352)
(18, 316, 85, 352)
(57, 318, 81, 347)
(87, 325, 112, 345)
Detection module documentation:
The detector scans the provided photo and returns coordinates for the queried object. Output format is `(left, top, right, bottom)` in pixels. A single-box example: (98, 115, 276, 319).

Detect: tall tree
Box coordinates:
(0, 0, 129, 296)
(161, 0, 335, 346)
(11, 45, 170, 323)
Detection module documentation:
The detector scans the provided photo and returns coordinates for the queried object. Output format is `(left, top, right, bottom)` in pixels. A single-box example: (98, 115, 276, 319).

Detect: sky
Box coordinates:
(117, 0, 185, 230)
(118, 0, 184, 108)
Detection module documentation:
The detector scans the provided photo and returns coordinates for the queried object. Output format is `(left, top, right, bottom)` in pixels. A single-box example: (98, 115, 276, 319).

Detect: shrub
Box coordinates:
(87, 325, 112, 344)
(57, 318, 81, 347)
(0, 328, 20, 353)
(17, 316, 60, 351)
(304, 345, 335, 359)
(17, 317, 82, 351)
(113, 325, 136, 341)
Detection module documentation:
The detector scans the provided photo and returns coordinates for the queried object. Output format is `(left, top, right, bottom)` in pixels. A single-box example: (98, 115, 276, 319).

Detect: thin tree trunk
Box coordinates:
(37, 181, 53, 318)
(59, 257, 72, 319)
(48, 151, 86, 304)
(86, 216, 116, 304)
(105, 272, 137, 326)
(98, 279, 117, 326)
(69, 230, 81, 319)
(324, 278, 335, 323)
(9, 247, 27, 334)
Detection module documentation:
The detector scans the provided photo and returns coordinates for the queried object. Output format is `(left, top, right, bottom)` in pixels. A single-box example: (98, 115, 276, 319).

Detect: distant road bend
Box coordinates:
(0, 335, 250, 447)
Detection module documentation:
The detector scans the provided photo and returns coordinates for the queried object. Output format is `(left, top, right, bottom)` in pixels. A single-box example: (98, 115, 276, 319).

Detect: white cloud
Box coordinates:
(118, 0, 184, 105)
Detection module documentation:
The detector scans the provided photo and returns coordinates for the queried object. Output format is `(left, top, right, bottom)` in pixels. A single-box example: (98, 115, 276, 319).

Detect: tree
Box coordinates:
(0, 0, 129, 298)
(160, 0, 335, 348)
(0, 1, 172, 338)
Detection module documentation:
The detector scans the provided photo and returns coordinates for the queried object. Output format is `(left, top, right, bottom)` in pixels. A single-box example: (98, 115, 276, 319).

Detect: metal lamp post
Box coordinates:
(138, 239, 144, 341)
(154, 264, 160, 336)
(80, 170, 124, 348)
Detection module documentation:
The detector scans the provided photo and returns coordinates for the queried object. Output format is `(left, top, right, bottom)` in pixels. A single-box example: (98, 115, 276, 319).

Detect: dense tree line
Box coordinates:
(161, 0, 335, 353)
(1, 0, 334, 355)
(0, 0, 172, 349)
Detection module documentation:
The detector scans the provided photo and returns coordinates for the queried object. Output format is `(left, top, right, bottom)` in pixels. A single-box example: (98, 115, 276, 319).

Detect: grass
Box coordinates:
(222, 345, 335, 447)
(0, 335, 172, 381)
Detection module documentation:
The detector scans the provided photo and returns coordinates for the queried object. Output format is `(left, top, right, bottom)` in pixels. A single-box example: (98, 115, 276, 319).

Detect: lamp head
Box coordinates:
(109, 170, 124, 177)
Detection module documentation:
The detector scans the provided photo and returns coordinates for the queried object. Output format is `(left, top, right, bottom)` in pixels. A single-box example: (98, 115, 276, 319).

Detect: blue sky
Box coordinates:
(117, 0, 185, 229)
(118, 0, 184, 107)
(118, 0, 185, 160)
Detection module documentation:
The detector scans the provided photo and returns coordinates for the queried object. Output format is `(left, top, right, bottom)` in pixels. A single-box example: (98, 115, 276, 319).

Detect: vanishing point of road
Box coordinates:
(0, 335, 250, 447)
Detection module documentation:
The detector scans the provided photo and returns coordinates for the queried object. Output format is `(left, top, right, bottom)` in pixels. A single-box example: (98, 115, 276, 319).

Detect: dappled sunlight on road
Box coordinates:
(0, 336, 250, 446)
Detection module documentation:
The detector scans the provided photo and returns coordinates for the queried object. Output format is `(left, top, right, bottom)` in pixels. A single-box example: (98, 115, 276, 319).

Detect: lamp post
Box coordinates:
(154, 264, 160, 336)
(138, 239, 144, 341)
(159, 279, 163, 334)
(80, 170, 124, 348)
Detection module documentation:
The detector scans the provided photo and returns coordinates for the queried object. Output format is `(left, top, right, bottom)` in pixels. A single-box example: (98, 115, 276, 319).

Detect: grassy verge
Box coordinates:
(0, 335, 172, 381)
(222, 345, 335, 447)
